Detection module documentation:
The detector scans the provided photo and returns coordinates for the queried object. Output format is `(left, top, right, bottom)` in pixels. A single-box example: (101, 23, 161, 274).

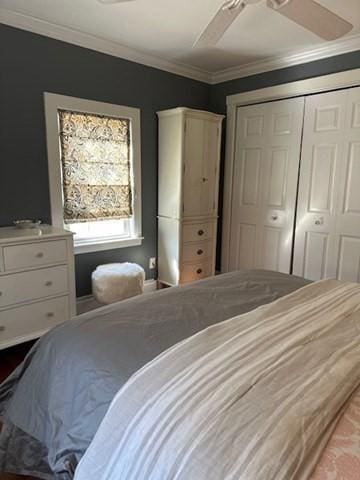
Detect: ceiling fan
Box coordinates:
(97, 0, 353, 48)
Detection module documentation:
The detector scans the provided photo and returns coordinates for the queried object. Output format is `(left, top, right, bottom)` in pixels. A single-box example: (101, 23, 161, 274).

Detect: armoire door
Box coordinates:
(293, 87, 360, 282)
(228, 97, 305, 273)
(182, 116, 220, 218)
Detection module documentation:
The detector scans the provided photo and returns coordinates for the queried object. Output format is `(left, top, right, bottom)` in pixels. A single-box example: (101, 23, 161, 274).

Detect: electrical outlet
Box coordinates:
(149, 257, 156, 269)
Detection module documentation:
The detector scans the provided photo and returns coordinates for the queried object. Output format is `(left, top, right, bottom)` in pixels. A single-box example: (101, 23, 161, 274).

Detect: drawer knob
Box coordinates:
(198, 230, 204, 236)
(0, 325, 5, 332)
(197, 249, 204, 255)
(36, 252, 44, 258)
(45, 280, 53, 287)
(46, 312, 55, 318)
(196, 268, 203, 274)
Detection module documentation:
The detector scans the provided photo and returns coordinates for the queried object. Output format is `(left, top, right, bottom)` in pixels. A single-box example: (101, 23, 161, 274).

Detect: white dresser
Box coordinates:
(157, 107, 224, 286)
(0, 225, 76, 350)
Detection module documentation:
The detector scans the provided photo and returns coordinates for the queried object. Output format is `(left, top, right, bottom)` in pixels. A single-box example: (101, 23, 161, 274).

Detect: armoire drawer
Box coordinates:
(182, 221, 216, 243)
(180, 260, 213, 284)
(0, 265, 68, 308)
(0, 296, 69, 345)
(3, 239, 67, 271)
(182, 240, 213, 263)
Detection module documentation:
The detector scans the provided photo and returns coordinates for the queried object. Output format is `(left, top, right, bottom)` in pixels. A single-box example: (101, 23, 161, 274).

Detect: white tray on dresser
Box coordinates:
(0, 225, 76, 350)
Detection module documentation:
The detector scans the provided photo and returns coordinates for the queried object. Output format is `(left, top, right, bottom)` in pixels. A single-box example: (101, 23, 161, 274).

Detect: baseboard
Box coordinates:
(143, 278, 158, 293)
(76, 279, 158, 315)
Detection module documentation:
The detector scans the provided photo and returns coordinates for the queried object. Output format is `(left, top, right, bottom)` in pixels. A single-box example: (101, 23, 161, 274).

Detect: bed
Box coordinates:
(0, 270, 359, 480)
(0, 270, 308, 478)
(74, 278, 360, 480)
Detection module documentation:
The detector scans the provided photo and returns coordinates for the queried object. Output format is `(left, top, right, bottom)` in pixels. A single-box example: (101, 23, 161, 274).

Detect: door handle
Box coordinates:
(314, 217, 324, 226)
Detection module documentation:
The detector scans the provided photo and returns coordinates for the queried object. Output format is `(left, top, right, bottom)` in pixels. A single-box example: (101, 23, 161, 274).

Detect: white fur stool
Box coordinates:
(92, 262, 145, 305)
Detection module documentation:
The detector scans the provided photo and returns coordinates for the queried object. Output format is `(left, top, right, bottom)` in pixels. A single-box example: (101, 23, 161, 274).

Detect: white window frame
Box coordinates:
(44, 92, 142, 254)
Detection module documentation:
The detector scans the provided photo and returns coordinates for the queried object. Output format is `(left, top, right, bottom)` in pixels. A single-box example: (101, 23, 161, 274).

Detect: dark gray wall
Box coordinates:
(0, 24, 210, 296)
(210, 50, 360, 114)
(210, 50, 360, 269)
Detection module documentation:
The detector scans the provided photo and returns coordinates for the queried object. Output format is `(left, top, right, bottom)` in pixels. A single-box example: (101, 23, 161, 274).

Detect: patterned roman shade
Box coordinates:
(58, 110, 133, 224)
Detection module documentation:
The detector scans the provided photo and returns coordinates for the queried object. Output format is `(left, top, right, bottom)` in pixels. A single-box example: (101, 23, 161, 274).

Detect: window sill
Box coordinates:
(74, 236, 143, 255)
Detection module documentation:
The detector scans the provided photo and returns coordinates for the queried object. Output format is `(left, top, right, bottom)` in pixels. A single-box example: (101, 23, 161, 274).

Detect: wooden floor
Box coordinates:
(0, 342, 38, 480)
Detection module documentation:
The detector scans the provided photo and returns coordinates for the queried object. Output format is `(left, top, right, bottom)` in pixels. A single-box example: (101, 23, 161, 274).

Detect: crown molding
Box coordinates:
(1, 7, 359, 86)
(211, 35, 360, 84)
(0, 8, 212, 84)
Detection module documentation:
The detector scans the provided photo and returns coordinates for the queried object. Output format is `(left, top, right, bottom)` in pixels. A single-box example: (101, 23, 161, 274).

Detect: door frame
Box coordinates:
(222, 68, 360, 272)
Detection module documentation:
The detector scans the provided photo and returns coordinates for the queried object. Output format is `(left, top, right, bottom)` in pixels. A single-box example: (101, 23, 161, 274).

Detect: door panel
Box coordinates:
(229, 223, 256, 271)
(228, 97, 305, 274)
(337, 236, 360, 282)
(344, 143, 360, 214)
(293, 86, 360, 282)
(262, 227, 281, 271)
(268, 148, 288, 208)
(240, 148, 262, 206)
(183, 117, 219, 218)
(303, 232, 329, 281)
(308, 144, 337, 213)
(183, 118, 204, 216)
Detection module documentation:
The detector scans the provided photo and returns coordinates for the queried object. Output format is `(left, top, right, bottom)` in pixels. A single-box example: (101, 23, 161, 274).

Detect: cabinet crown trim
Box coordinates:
(157, 107, 224, 121)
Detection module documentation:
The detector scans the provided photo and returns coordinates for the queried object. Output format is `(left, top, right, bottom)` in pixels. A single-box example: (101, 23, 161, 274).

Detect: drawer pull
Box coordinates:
(36, 252, 44, 258)
(196, 268, 203, 274)
(45, 280, 53, 287)
(198, 230, 204, 236)
(0, 291, 2, 297)
(197, 249, 204, 255)
(0, 325, 5, 332)
(46, 312, 55, 318)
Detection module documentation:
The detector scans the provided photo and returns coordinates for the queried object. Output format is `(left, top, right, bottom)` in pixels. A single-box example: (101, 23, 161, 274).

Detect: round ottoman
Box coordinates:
(92, 262, 145, 305)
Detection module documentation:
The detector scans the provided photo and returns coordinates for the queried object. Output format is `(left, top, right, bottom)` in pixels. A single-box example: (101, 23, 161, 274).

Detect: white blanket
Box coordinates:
(75, 280, 360, 480)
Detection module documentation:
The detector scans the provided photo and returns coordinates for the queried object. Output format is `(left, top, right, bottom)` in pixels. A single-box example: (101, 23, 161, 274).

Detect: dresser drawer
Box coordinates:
(3, 240, 67, 271)
(182, 221, 216, 243)
(180, 260, 213, 284)
(182, 240, 213, 263)
(0, 296, 69, 345)
(0, 266, 68, 308)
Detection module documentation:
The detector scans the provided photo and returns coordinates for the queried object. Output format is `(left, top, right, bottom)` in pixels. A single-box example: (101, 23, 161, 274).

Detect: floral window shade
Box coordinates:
(58, 110, 133, 224)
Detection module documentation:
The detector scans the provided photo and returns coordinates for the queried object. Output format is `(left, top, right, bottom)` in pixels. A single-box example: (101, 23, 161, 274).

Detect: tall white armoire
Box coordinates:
(157, 108, 224, 286)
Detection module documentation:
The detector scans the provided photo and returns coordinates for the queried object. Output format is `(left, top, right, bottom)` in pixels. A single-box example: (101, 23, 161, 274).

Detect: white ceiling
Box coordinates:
(1, 0, 360, 83)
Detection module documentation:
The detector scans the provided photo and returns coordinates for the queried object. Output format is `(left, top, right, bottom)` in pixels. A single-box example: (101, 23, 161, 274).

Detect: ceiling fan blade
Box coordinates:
(194, 0, 246, 48)
(267, 0, 353, 41)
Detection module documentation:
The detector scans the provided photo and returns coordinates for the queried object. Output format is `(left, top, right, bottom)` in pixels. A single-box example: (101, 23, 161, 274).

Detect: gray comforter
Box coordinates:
(0, 270, 309, 479)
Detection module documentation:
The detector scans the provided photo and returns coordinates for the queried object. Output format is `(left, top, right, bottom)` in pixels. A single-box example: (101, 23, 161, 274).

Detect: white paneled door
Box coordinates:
(293, 87, 360, 282)
(229, 97, 305, 273)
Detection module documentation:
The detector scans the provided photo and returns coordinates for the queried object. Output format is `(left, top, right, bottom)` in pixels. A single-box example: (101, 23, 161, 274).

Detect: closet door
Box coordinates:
(228, 97, 305, 273)
(293, 87, 360, 282)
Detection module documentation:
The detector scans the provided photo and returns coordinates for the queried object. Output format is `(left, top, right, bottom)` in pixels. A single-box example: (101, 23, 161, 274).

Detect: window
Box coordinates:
(44, 93, 142, 254)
